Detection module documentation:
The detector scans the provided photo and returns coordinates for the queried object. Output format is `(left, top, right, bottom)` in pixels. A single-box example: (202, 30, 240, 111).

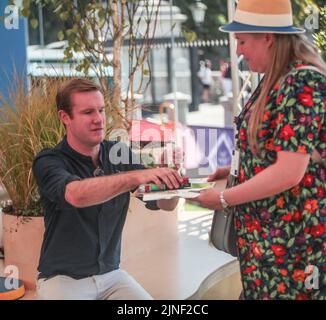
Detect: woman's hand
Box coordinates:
(194, 188, 222, 210)
(207, 166, 230, 182)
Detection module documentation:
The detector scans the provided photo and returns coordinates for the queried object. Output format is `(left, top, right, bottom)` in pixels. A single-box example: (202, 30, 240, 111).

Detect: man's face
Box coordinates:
(59, 90, 106, 148)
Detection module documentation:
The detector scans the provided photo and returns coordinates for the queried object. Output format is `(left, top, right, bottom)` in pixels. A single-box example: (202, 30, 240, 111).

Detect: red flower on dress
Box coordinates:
(277, 94, 284, 105)
(258, 129, 269, 138)
(244, 265, 257, 274)
(291, 186, 301, 197)
(298, 93, 314, 107)
(280, 269, 288, 276)
(292, 269, 306, 282)
(254, 166, 264, 175)
(277, 282, 286, 294)
(255, 278, 262, 286)
(273, 83, 281, 90)
(270, 119, 277, 129)
(279, 124, 295, 141)
(281, 212, 292, 222)
(311, 223, 325, 238)
(302, 173, 315, 187)
(238, 237, 246, 248)
(276, 196, 285, 208)
(271, 245, 286, 256)
(265, 138, 275, 151)
(303, 85, 314, 94)
(276, 113, 284, 124)
(263, 111, 271, 121)
(245, 220, 262, 233)
(239, 167, 245, 183)
(317, 186, 325, 198)
(304, 199, 318, 214)
(307, 133, 314, 140)
(322, 133, 326, 142)
(295, 254, 302, 263)
(244, 213, 250, 221)
(293, 210, 303, 222)
(251, 242, 263, 259)
(239, 128, 246, 141)
(297, 145, 307, 153)
(295, 293, 309, 300)
(294, 63, 306, 68)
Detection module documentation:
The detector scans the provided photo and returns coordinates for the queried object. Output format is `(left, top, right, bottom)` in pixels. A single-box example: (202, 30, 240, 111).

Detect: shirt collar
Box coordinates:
(61, 135, 104, 167)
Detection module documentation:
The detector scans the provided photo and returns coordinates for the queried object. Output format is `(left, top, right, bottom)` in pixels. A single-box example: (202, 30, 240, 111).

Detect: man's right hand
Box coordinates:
(132, 167, 184, 190)
(207, 166, 230, 182)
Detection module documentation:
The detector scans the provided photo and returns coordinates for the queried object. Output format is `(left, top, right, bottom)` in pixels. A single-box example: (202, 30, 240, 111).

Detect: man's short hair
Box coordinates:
(56, 78, 102, 116)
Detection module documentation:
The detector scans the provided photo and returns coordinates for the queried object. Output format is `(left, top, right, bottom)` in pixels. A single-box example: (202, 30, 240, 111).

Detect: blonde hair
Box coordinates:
(248, 34, 326, 154)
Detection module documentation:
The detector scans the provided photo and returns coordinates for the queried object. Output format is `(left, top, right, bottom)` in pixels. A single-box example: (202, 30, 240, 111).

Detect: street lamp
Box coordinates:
(189, 1, 207, 112)
(190, 0, 207, 26)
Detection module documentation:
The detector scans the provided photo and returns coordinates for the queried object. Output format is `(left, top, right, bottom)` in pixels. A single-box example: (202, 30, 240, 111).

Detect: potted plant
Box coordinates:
(0, 78, 65, 289)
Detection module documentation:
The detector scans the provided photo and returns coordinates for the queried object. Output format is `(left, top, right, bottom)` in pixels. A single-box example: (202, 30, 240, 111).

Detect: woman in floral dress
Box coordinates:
(195, 0, 325, 300)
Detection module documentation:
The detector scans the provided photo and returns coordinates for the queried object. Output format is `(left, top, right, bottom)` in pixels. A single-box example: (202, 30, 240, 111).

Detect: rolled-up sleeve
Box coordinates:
(32, 150, 81, 204)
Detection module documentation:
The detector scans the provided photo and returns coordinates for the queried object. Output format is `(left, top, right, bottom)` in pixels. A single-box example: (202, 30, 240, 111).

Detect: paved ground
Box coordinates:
(150, 101, 233, 129)
(186, 102, 230, 128)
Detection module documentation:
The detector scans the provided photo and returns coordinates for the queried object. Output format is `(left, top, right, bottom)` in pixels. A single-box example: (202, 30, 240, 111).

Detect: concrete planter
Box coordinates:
(2, 214, 44, 290)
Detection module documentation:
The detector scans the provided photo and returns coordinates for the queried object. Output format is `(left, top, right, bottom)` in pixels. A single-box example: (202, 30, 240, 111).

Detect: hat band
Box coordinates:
(234, 9, 293, 27)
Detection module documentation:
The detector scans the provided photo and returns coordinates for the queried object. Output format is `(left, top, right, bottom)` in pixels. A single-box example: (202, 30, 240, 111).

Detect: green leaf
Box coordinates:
(286, 98, 297, 107)
(286, 237, 295, 248)
(268, 205, 276, 213)
(59, 12, 69, 21)
(315, 251, 322, 259)
(270, 279, 276, 288)
(143, 69, 150, 76)
(290, 137, 298, 146)
(57, 31, 64, 41)
(30, 18, 38, 29)
(311, 216, 319, 225)
(277, 238, 286, 244)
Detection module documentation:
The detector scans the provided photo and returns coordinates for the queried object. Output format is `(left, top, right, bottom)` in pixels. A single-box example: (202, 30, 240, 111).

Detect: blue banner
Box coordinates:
(0, 1, 28, 103)
(188, 125, 234, 174)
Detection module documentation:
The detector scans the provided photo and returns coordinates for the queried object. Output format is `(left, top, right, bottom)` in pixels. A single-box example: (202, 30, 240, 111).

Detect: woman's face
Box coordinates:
(235, 33, 274, 73)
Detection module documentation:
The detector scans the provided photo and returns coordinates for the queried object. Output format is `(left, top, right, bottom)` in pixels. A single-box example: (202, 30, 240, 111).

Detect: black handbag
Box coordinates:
(210, 175, 238, 257)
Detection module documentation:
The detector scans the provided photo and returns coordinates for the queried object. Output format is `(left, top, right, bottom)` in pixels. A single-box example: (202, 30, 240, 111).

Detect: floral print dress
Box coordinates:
(234, 61, 326, 300)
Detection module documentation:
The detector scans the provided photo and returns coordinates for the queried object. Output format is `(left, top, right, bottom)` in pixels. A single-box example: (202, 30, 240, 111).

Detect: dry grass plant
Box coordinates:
(0, 77, 66, 216)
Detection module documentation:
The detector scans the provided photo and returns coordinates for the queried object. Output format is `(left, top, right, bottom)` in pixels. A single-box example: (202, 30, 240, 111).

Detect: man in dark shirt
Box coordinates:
(32, 78, 183, 300)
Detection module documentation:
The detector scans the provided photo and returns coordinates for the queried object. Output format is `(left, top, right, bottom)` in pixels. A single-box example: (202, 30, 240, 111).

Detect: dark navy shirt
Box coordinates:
(33, 136, 158, 279)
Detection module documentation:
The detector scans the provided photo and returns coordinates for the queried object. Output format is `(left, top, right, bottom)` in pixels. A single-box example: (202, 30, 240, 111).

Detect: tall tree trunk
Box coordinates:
(111, 0, 124, 129)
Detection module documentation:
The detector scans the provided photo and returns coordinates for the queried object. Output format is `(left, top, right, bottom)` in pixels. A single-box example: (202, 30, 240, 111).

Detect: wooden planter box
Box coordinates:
(2, 214, 44, 290)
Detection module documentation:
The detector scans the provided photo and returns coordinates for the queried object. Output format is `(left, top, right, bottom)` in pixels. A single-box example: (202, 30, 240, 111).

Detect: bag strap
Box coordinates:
(277, 65, 326, 96)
